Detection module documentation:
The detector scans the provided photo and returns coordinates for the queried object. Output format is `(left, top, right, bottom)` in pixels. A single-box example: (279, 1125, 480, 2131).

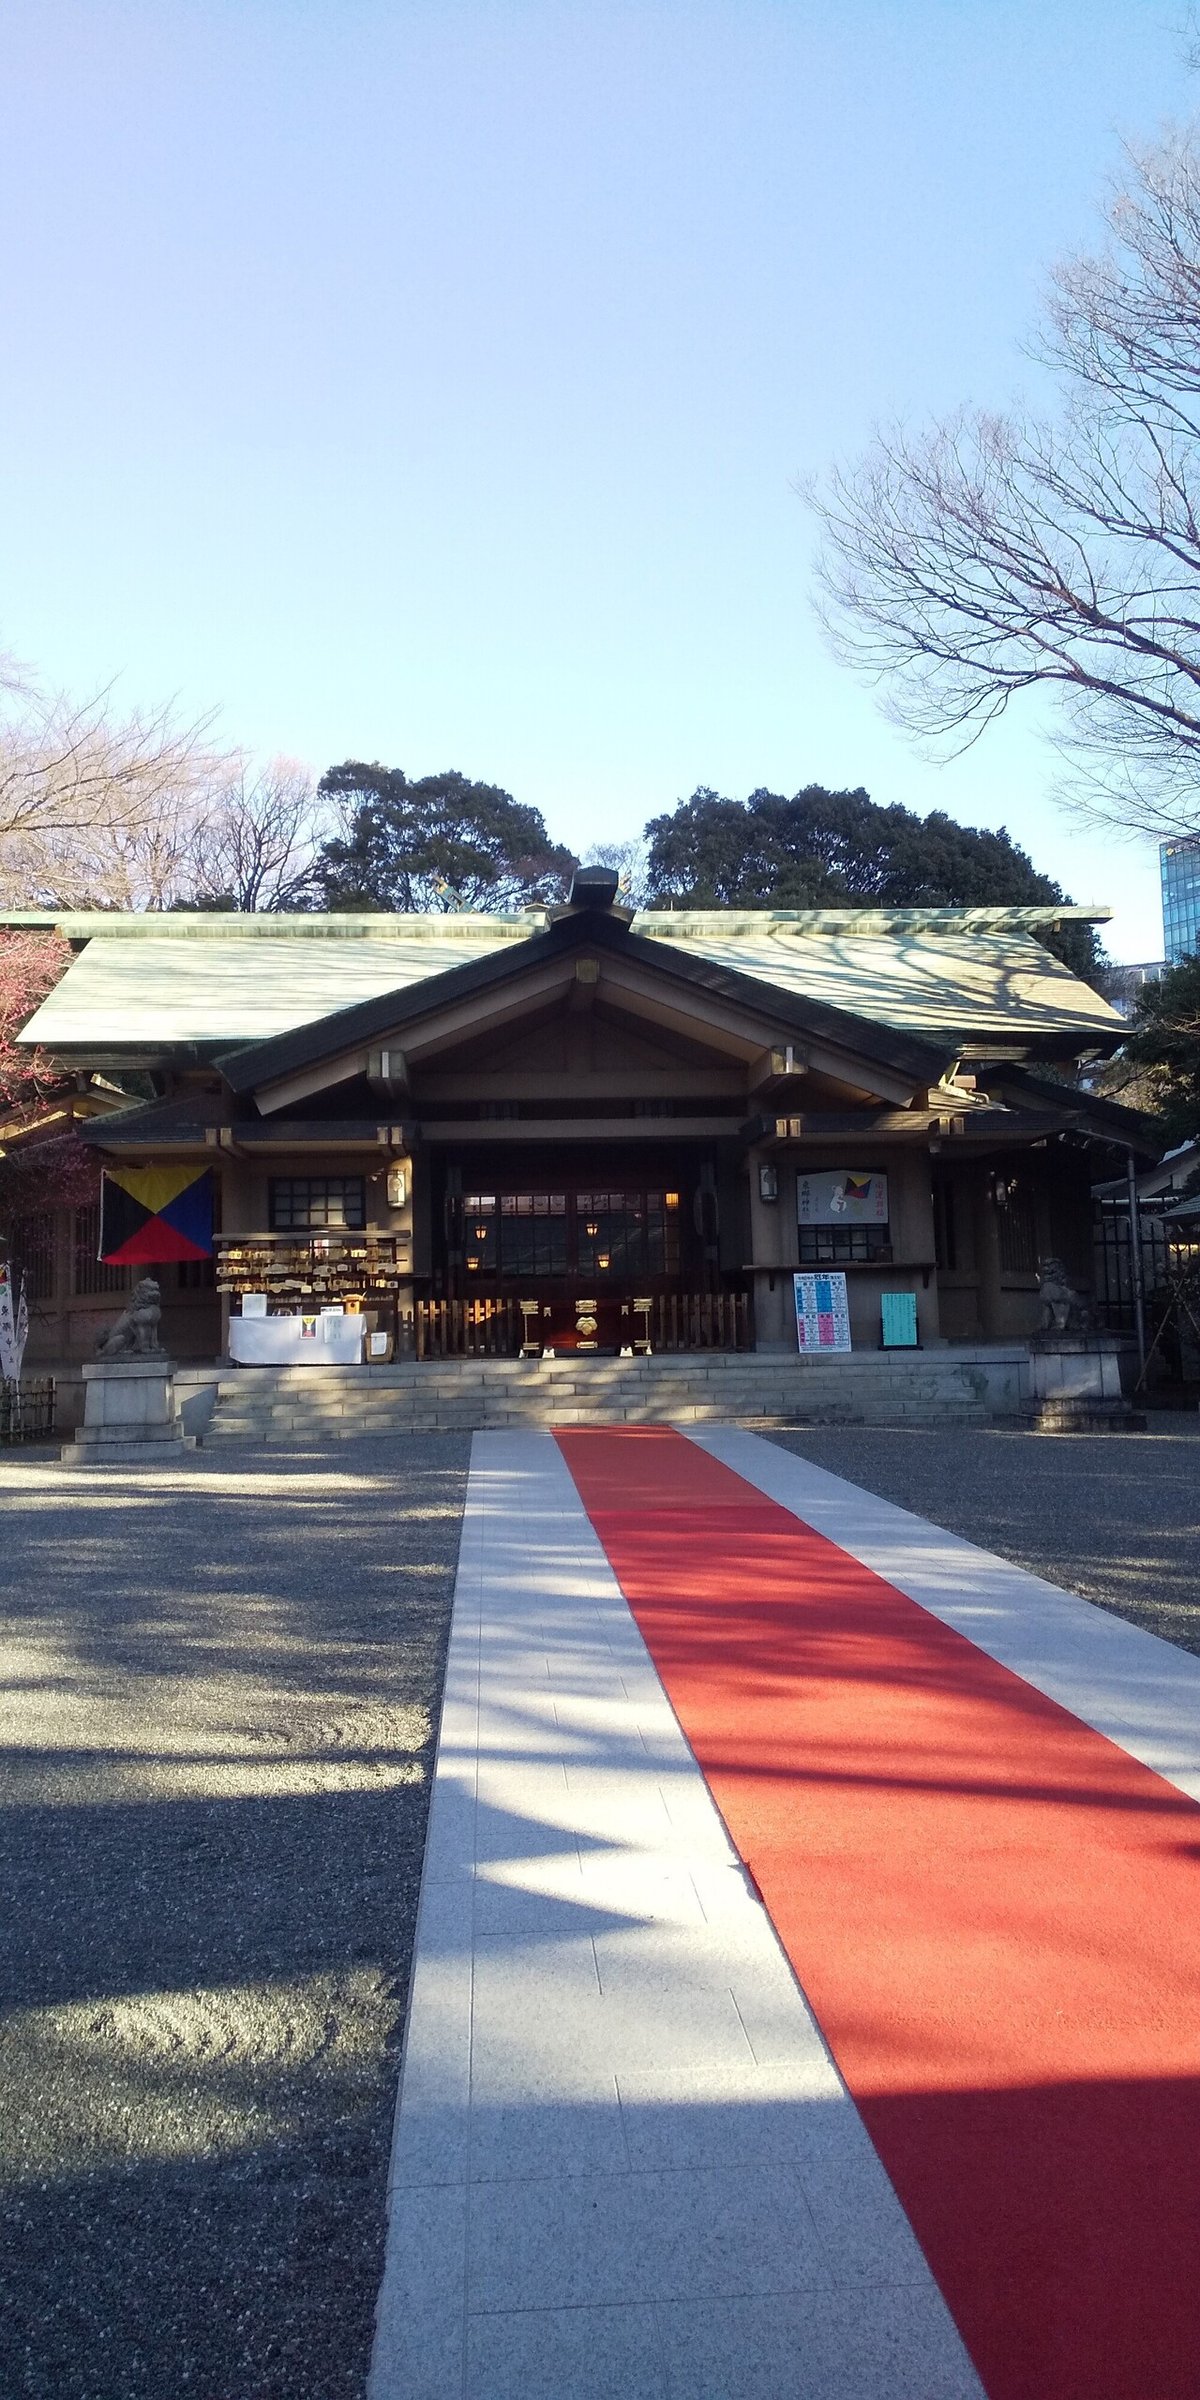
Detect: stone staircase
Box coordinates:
(201, 1346, 1032, 1441)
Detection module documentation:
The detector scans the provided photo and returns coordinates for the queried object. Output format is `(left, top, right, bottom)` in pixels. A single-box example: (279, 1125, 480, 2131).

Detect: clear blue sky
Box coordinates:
(2, 1, 1192, 956)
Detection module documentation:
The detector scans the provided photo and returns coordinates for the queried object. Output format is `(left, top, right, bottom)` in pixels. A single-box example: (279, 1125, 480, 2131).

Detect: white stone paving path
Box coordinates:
(367, 1430, 986, 2400)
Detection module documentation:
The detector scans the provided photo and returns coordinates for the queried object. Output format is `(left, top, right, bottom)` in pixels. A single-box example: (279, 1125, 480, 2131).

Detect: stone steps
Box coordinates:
(202, 1348, 1032, 1440)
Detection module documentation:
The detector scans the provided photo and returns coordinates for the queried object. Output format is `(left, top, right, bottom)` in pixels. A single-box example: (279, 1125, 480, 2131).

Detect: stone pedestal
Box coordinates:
(60, 1358, 195, 1467)
(1026, 1334, 1143, 1432)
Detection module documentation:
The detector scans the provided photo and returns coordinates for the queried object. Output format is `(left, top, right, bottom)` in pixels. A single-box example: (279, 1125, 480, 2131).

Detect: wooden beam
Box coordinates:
(595, 960, 920, 1103)
(253, 961, 578, 1109)
(418, 1116, 743, 1144)
(749, 1110, 937, 1143)
(254, 1053, 369, 1113)
(423, 1068, 745, 1100)
(399, 964, 579, 1061)
(582, 960, 773, 1061)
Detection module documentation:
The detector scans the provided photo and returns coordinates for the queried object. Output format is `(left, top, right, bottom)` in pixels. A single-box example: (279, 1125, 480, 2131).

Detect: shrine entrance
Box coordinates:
(422, 1140, 752, 1356)
(455, 1181, 684, 1354)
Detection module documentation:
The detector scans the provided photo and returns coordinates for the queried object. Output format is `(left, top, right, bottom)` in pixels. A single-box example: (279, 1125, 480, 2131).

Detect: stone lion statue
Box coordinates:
(95, 1276, 166, 1359)
(1036, 1255, 1091, 1337)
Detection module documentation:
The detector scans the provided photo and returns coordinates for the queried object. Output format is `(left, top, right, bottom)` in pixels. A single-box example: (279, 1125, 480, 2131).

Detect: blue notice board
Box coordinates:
(880, 1290, 918, 1348)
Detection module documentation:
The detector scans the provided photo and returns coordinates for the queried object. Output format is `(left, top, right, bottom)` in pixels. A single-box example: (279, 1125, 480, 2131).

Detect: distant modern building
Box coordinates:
(1099, 959, 1166, 1019)
(1161, 834, 1200, 962)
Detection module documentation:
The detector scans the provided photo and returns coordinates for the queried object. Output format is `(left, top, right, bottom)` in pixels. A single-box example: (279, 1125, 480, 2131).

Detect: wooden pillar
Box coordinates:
(905, 1150, 942, 1343)
(747, 1146, 793, 1351)
(975, 1169, 1004, 1340)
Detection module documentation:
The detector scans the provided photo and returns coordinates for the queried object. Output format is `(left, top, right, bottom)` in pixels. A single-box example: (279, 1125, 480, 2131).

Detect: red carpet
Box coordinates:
(556, 1426, 1200, 2400)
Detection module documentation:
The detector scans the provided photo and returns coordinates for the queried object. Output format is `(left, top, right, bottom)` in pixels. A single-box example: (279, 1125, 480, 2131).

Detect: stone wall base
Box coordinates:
(203, 1347, 1036, 1440)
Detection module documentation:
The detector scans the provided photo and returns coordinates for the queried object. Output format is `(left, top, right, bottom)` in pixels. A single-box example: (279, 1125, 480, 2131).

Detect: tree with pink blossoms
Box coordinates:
(0, 932, 97, 1233)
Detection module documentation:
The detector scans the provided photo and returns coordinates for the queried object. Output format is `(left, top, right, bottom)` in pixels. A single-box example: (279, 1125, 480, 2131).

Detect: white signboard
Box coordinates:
(794, 1271, 852, 1353)
(797, 1170, 888, 1227)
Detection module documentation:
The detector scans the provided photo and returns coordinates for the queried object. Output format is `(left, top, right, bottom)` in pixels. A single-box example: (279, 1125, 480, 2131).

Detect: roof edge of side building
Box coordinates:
(0, 902, 1111, 939)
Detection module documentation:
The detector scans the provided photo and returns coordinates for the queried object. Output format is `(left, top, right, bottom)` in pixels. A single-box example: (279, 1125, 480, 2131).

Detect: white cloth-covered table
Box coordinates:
(228, 1313, 365, 1366)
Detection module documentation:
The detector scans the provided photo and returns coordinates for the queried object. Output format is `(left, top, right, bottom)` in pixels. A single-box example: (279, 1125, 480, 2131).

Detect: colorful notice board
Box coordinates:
(793, 1271, 852, 1353)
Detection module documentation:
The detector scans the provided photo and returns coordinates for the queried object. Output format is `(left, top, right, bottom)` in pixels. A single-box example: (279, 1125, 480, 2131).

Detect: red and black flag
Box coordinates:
(98, 1166, 214, 1266)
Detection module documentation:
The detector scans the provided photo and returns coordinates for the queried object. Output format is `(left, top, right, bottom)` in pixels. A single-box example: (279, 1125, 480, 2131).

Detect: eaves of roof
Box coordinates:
(217, 911, 954, 1098)
(0, 1103, 76, 1148)
(978, 1065, 1161, 1153)
(80, 1094, 232, 1149)
(0, 903, 1110, 937)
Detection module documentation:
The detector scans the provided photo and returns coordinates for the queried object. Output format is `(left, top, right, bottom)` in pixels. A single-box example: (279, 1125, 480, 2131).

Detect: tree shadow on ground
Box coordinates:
(0, 1437, 471, 2400)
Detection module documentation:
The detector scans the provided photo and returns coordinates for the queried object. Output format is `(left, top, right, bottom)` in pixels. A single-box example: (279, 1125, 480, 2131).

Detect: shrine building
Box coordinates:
(9, 870, 1154, 1370)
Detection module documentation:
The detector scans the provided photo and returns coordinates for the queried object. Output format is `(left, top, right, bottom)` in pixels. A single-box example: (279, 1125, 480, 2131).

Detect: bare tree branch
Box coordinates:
(0, 665, 238, 907)
(183, 760, 333, 911)
(809, 123, 1200, 837)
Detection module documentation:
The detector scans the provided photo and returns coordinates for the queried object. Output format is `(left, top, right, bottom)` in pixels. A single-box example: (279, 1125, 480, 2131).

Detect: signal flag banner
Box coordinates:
(99, 1166, 214, 1266)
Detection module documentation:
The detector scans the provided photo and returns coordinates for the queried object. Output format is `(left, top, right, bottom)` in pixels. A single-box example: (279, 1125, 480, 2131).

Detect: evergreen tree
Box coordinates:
(314, 764, 576, 912)
(643, 785, 1102, 978)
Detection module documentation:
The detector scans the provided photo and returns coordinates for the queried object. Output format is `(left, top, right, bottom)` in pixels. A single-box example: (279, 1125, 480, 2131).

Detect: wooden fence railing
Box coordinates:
(0, 1377, 57, 1443)
(416, 1298, 523, 1359)
(414, 1292, 752, 1358)
(649, 1290, 752, 1351)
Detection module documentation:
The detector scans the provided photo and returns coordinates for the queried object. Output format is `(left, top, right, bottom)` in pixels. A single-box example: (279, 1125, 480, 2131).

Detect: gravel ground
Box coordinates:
(0, 1435, 470, 2400)
(768, 1417, 1200, 1656)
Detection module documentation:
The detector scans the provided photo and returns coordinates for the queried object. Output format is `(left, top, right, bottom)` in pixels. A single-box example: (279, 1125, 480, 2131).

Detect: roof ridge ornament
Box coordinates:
(567, 866, 620, 910)
(550, 865, 634, 925)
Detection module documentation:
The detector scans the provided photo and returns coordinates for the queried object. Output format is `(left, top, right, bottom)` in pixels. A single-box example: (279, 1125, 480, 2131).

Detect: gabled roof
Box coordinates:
(638, 915, 1120, 1049)
(217, 908, 953, 1101)
(17, 922, 519, 1052)
(13, 902, 1121, 1061)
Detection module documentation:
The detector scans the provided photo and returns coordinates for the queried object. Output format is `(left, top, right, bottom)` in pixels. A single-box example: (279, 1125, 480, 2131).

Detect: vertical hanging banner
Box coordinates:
(794, 1269, 852, 1353)
(99, 1166, 214, 1265)
(0, 1264, 18, 1380)
(12, 1271, 28, 1379)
